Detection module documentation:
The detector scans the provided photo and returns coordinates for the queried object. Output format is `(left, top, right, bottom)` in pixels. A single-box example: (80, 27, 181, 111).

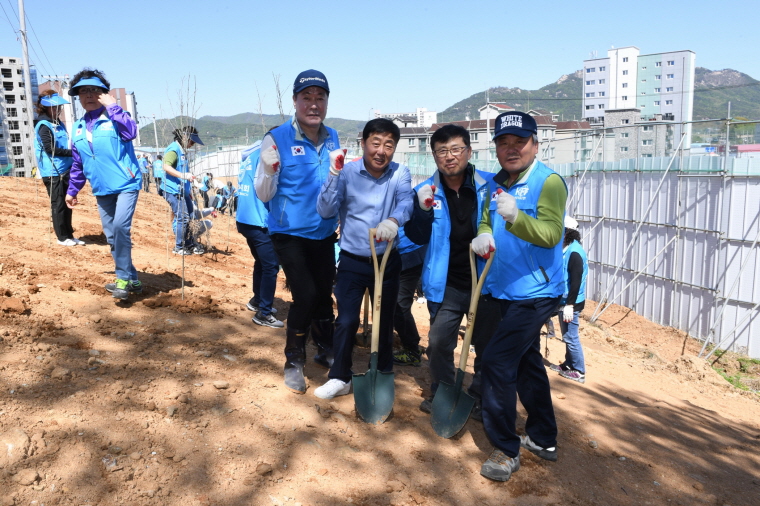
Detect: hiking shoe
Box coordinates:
(419, 397, 433, 414)
(471, 399, 483, 422)
(393, 348, 421, 367)
(57, 238, 77, 246)
(520, 434, 558, 462)
(192, 244, 205, 255)
(252, 311, 284, 328)
(245, 298, 277, 314)
(314, 379, 351, 399)
(173, 246, 193, 255)
(105, 280, 143, 294)
(480, 449, 520, 482)
(559, 369, 586, 384)
(71, 237, 86, 246)
(111, 279, 130, 300)
(549, 363, 571, 373)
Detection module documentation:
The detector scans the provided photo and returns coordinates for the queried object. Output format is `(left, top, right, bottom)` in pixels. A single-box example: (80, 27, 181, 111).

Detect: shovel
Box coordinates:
(431, 246, 494, 438)
(353, 228, 395, 424)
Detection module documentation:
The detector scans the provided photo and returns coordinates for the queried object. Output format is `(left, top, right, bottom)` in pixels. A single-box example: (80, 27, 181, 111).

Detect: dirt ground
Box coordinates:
(1, 177, 759, 506)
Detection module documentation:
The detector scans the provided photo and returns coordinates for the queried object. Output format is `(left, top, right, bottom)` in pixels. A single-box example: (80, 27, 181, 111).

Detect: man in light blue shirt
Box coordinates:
(313, 118, 414, 399)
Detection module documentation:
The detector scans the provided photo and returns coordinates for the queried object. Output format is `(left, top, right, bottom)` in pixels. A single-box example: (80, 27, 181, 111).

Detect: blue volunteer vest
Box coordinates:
(419, 169, 492, 304)
(563, 240, 588, 304)
(236, 143, 270, 228)
(266, 122, 340, 239)
(140, 158, 150, 174)
(153, 160, 164, 179)
(484, 161, 566, 300)
(34, 120, 73, 177)
(396, 227, 421, 256)
(162, 141, 191, 195)
(71, 113, 141, 196)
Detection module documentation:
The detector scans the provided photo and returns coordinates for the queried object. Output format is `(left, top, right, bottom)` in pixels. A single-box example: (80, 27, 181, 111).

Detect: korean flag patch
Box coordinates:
(291, 146, 305, 156)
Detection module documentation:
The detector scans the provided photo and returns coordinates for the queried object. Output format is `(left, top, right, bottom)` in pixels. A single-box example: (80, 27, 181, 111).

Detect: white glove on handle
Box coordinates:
(329, 148, 347, 176)
(375, 219, 398, 242)
(562, 305, 574, 322)
(183, 172, 195, 182)
(261, 145, 280, 176)
(417, 184, 437, 211)
(496, 191, 518, 223)
(471, 233, 495, 259)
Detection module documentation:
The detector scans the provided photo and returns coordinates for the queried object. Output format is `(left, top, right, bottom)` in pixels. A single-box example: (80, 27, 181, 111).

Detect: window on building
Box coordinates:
(622, 57, 628, 62)
(641, 92, 646, 95)
(18, 82, 23, 88)
(622, 96, 628, 100)
(599, 104, 605, 109)
(654, 88, 661, 93)
(655, 62, 662, 67)
(622, 119, 630, 124)
(12, 146, 23, 155)
(641, 79, 646, 83)
(599, 66, 606, 71)
(667, 74, 674, 79)
(654, 101, 661, 105)
(470, 133, 478, 141)
(5, 94, 15, 103)
(599, 79, 605, 84)
(586, 80, 595, 85)
(599, 92, 605, 97)
(7, 107, 17, 117)
(2, 82, 12, 91)
(622, 70, 629, 75)
(640, 104, 646, 108)
(408, 138, 416, 147)
(1, 68, 10, 78)
(585, 105, 595, 110)
(586, 68, 595, 73)
(666, 87, 674, 92)
(9, 59, 16, 63)
(666, 100, 673, 105)
(10, 133, 20, 142)
(642, 140, 653, 146)
(642, 125, 653, 131)
(622, 83, 628, 88)
(621, 147, 629, 152)
(655, 75, 661, 80)
(585, 92, 595, 97)
(621, 133, 629, 138)
(667, 60, 675, 66)
(643, 154, 653, 158)
(641, 67, 647, 70)
(14, 158, 24, 168)
(8, 120, 19, 130)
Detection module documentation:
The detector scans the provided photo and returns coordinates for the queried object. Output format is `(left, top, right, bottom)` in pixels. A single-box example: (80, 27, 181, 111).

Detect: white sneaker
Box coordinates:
(57, 238, 77, 246)
(314, 379, 351, 399)
(71, 237, 86, 246)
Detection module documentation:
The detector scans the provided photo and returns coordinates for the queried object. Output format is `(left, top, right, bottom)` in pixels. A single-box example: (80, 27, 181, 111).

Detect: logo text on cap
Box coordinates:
(500, 115, 523, 129)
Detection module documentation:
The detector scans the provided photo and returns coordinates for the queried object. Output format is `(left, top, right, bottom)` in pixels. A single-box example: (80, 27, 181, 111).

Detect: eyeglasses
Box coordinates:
(433, 146, 469, 158)
(78, 86, 103, 96)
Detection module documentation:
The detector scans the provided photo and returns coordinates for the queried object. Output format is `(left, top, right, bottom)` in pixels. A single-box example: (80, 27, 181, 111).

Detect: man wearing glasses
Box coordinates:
(404, 124, 493, 413)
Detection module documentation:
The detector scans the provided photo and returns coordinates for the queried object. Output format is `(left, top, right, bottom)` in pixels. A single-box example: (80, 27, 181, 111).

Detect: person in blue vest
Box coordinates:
(64, 69, 142, 300)
(224, 181, 237, 216)
(255, 69, 341, 394)
(139, 154, 152, 192)
(314, 118, 414, 399)
(471, 111, 567, 482)
(34, 90, 81, 246)
(162, 125, 204, 255)
(153, 155, 164, 197)
(404, 124, 493, 413)
(200, 173, 213, 208)
(236, 140, 283, 329)
(548, 215, 588, 384)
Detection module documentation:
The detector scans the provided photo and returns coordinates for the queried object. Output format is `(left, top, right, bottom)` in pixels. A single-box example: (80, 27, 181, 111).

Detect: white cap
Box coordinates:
(564, 216, 579, 231)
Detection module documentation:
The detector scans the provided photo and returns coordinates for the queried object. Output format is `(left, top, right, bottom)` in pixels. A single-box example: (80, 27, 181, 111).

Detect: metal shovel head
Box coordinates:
(430, 373, 476, 438)
(353, 353, 395, 424)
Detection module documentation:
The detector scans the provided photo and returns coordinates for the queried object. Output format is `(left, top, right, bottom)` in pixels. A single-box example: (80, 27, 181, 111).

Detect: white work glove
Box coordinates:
(260, 145, 280, 176)
(562, 305, 574, 323)
(471, 233, 495, 259)
(375, 219, 398, 242)
(182, 173, 195, 181)
(417, 184, 437, 211)
(329, 148, 347, 176)
(496, 191, 518, 223)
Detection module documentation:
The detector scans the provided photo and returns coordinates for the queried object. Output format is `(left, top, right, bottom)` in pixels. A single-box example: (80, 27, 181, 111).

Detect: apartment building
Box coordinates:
(0, 56, 38, 176)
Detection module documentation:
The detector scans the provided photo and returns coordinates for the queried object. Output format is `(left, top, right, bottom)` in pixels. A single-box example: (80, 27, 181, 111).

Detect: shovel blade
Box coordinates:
(430, 381, 476, 438)
(353, 367, 395, 424)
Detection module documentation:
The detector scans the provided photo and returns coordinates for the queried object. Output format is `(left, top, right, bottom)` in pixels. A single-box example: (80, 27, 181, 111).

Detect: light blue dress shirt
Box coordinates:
(317, 158, 414, 257)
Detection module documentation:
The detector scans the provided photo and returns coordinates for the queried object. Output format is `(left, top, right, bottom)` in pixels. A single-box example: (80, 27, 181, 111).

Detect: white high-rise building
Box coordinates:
(582, 46, 695, 149)
(0, 55, 38, 176)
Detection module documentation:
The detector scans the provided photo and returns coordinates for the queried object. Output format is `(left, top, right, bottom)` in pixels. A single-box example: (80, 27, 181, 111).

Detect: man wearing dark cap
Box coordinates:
(255, 69, 343, 394)
(471, 111, 567, 482)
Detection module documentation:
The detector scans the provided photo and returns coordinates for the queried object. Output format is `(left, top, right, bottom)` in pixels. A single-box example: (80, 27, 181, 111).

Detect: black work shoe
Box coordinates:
(471, 399, 483, 422)
(520, 434, 558, 462)
(480, 449, 520, 482)
(284, 362, 306, 394)
(313, 351, 334, 369)
(419, 397, 433, 414)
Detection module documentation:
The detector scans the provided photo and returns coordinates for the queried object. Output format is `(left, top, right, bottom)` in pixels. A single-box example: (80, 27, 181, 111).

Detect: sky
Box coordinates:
(2, 0, 759, 122)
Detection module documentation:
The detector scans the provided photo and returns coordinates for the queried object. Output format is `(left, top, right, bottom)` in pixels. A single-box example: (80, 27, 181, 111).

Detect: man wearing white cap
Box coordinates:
(471, 111, 567, 482)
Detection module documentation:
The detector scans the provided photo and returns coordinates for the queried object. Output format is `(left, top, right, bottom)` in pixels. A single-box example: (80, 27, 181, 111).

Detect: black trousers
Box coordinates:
(393, 263, 423, 351)
(42, 174, 74, 242)
(270, 233, 337, 331)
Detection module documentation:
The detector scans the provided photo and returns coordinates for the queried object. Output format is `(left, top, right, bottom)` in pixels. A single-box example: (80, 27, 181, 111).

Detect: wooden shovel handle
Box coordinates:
(456, 247, 494, 373)
(368, 228, 395, 354)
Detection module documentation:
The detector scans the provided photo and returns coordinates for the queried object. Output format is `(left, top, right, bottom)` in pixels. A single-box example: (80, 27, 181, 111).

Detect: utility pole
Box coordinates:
(152, 114, 160, 153)
(18, 0, 36, 176)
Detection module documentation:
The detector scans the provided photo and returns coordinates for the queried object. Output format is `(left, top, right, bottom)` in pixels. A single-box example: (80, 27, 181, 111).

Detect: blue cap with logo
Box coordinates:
(293, 69, 329, 95)
(40, 93, 70, 106)
(68, 76, 109, 96)
(492, 111, 537, 140)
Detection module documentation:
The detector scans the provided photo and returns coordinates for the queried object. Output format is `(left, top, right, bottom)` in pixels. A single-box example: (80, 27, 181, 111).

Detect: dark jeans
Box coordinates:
(426, 284, 471, 394)
(236, 222, 279, 316)
(329, 250, 401, 382)
(270, 233, 336, 331)
(163, 191, 194, 249)
(142, 173, 151, 192)
(482, 296, 561, 458)
(394, 264, 423, 351)
(155, 178, 163, 197)
(200, 190, 209, 208)
(42, 174, 74, 241)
